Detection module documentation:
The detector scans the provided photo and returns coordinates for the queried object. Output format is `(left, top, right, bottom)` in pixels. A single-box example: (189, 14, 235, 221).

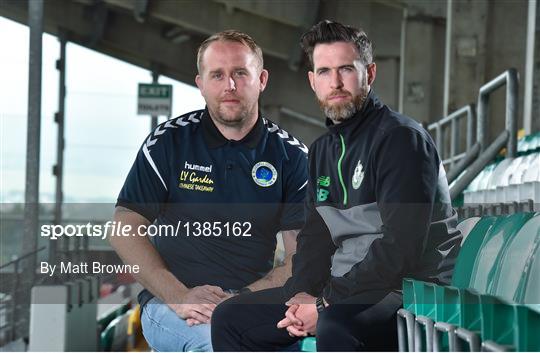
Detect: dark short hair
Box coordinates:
(197, 30, 263, 73)
(300, 20, 373, 68)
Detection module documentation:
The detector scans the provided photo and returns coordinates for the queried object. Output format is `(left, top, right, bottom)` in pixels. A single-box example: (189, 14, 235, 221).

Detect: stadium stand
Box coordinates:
(398, 212, 539, 352)
(395, 69, 539, 351)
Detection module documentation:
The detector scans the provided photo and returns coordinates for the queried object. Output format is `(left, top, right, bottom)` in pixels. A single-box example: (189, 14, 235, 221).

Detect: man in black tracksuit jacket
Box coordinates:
(211, 20, 462, 351)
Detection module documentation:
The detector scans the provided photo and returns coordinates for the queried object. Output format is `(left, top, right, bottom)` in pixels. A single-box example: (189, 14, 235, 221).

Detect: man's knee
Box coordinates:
(212, 291, 255, 331)
(141, 302, 212, 352)
(316, 308, 350, 341)
(211, 299, 234, 330)
(316, 303, 399, 351)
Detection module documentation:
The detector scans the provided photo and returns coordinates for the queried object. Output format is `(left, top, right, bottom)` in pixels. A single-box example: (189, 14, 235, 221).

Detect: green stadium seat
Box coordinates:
(519, 152, 540, 202)
(518, 132, 540, 154)
(400, 212, 537, 351)
(100, 308, 132, 351)
(300, 337, 317, 352)
(400, 216, 496, 351)
(464, 162, 500, 204)
(521, 237, 540, 306)
(456, 217, 481, 244)
(413, 281, 437, 351)
(432, 284, 462, 351)
(469, 213, 534, 293)
(97, 301, 131, 333)
(479, 296, 518, 351)
(493, 213, 540, 302)
(515, 305, 540, 351)
(397, 279, 417, 351)
(452, 216, 497, 288)
(469, 214, 540, 351)
(451, 213, 532, 350)
(512, 212, 540, 352)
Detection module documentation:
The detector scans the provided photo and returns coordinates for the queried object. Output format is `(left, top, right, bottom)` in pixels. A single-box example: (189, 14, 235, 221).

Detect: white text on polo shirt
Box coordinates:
(184, 161, 213, 173)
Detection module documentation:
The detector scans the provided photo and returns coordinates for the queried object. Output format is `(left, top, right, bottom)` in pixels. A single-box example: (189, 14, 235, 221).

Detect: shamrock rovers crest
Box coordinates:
(352, 160, 364, 190)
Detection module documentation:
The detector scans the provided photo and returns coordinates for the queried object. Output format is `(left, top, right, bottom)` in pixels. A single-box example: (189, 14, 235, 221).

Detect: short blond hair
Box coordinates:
(197, 30, 264, 73)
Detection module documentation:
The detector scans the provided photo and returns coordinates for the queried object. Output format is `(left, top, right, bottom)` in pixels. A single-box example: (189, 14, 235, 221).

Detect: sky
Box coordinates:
(0, 17, 206, 203)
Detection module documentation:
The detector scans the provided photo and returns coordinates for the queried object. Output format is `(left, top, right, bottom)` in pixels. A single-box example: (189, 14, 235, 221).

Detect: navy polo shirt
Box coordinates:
(117, 108, 308, 304)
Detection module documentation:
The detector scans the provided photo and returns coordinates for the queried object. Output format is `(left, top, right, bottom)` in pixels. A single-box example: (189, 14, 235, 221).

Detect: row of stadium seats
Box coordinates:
(99, 303, 149, 351)
(462, 151, 540, 205)
(456, 200, 536, 219)
(461, 132, 540, 206)
(397, 212, 540, 351)
(517, 131, 540, 154)
(29, 277, 100, 351)
(98, 300, 131, 351)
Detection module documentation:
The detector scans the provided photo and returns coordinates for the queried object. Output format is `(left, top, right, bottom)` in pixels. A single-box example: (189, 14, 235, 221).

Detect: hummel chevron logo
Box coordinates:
(188, 113, 200, 123)
(154, 125, 166, 136)
(164, 120, 177, 128)
(175, 118, 190, 126)
(146, 135, 157, 147)
(277, 130, 289, 139)
(145, 111, 203, 148)
(263, 119, 280, 133)
(263, 119, 308, 154)
(290, 139, 308, 154)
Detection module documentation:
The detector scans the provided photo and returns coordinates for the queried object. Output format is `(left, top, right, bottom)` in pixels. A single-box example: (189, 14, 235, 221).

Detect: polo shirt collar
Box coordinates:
(201, 107, 264, 149)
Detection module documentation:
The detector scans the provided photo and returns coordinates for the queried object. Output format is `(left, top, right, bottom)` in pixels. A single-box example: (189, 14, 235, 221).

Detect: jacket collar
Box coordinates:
(201, 107, 264, 149)
(325, 90, 381, 134)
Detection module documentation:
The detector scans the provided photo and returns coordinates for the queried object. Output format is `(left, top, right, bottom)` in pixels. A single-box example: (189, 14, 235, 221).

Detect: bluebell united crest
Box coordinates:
(252, 162, 277, 187)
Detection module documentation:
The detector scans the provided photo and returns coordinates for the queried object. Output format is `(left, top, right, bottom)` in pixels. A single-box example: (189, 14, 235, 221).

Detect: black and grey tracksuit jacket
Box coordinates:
(284, 91, 462, 304)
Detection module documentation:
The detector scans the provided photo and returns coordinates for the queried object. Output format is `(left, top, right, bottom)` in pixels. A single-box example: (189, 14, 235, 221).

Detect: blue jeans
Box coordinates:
(141, 297, 213, 352)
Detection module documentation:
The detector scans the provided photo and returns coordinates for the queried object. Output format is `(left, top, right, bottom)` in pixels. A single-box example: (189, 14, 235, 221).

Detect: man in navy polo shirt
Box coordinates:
(109, 30, 308, 352)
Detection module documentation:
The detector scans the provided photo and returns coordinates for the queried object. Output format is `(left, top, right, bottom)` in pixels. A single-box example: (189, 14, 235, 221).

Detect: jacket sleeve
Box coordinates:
(284, 147, 337, 297)
(322, 126, 439, 303)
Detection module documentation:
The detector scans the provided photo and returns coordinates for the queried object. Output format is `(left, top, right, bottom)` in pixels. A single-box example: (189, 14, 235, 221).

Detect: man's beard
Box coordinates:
(212, 100, 255, 127)
(319, 87, 368, 124)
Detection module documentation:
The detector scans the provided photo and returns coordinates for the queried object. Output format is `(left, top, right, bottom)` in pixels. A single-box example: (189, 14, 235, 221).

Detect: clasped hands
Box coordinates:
(277, 292, 319, 337)
(168, 287, 322, 334)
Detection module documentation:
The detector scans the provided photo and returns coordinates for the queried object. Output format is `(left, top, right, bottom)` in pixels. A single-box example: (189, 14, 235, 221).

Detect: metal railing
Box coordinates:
(428, 104, 476, 168)
(0, 246, 46, 346)
(0, 212, 114, 347)
(477, 68, 519, 157)
(449, 69, 519, 199)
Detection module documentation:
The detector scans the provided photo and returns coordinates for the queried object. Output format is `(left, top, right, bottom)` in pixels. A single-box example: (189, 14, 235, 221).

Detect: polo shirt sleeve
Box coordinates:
(279, 149, 309, 231)
(116, 129, 170, 222)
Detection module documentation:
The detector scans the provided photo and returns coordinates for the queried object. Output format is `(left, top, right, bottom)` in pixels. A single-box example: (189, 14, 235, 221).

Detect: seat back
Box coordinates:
(493, 213, 540, 302)
(452, 216, 497, 288)
(456, 217, 481, 245)
(522, 238, 540, 306)
(402, 278, 416, 313)
(516, 306, 540, 351)
(479, 297, 517, 348)
(469, 213, 533, 293)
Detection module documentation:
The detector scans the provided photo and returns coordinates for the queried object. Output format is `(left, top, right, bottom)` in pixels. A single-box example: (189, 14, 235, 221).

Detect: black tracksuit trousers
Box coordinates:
(211, 286, 402, 351)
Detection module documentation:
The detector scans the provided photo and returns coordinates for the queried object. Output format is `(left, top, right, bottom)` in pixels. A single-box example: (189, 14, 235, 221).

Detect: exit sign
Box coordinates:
(137, 83, 173, 116)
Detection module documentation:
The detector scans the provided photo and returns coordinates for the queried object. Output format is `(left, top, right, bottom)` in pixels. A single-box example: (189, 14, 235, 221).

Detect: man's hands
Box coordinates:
(277, 292, 319, 336)
(168, 285, 230, 326)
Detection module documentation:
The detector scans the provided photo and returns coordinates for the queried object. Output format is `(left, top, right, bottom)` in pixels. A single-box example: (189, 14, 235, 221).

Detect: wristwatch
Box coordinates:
(316, 296, 326, 313)
(239, 287, 252, 294)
